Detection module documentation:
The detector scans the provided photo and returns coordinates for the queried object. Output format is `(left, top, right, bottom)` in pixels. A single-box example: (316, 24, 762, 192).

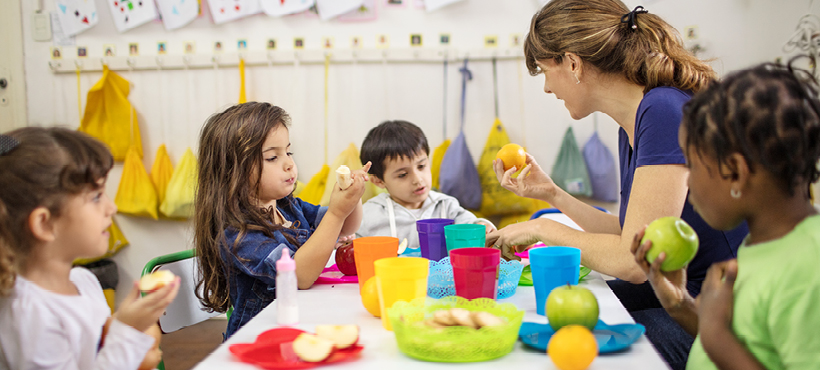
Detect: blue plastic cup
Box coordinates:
(443, 224, 486, 254)
(416, 219, 454, 262)
(529, 246, 581, 316)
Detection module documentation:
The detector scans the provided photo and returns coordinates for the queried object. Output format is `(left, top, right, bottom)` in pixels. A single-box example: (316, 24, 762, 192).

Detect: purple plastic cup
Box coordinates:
(416, 219, 454, 261)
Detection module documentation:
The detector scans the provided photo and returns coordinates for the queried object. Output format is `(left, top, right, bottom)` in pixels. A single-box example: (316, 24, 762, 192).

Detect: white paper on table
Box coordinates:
(54, 0, 98, 36)
(105, 0, 158, 32)
(315, 0, 364, 21)
(156, 0, 199, 30)
(207, 0, 261, 24)
(424, 0, 464, 12)
(260, 0, 315, 17)
(50, 12, 77, 46)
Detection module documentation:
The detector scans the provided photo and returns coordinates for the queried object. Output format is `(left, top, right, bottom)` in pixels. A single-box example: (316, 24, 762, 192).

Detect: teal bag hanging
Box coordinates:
(551, 126, 593, 197)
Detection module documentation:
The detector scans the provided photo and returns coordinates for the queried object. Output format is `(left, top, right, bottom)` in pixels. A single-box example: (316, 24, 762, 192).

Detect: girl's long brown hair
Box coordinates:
(194, 102, 297, 313)
(524, 0, 716, 93)
(0, 128, 112, 295)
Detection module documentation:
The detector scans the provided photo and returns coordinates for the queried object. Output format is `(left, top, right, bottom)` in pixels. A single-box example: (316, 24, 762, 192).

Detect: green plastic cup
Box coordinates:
(444, 224, 486, 254)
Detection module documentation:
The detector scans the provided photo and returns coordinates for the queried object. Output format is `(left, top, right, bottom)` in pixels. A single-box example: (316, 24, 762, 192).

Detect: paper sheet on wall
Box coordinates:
(156, 0, 199, 30)
(54, 0, 98, 37)
(424, 0, 464, 12)
(106, 0, 158, 32)
(260, 0, 315, 17)
(207, 0, 261, 24)
(50, 12, 76, 46)
(315, 0, 364, 21)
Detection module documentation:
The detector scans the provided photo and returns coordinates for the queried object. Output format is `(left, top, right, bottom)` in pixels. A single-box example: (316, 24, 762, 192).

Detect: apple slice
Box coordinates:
(139, 270, 176, 293)
(291, 333, 335, 362)
(397, 238, 408, 255)
(315, 325, 360, 349)
(336, 165, 353, 190)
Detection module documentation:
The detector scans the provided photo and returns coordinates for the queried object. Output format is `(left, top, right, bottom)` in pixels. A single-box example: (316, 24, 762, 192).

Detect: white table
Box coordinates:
(193, 272, 669, 369)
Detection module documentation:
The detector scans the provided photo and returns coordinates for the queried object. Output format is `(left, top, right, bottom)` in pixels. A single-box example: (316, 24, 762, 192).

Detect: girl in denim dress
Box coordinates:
(194, 103, 370, 339)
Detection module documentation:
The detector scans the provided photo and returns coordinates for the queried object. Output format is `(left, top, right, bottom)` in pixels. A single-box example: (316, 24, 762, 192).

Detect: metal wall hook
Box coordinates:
(74, 59, 83, 70)
(48, 60, 62, 71)
(156, 56, 165, 69)
(126, 57, 136, 69)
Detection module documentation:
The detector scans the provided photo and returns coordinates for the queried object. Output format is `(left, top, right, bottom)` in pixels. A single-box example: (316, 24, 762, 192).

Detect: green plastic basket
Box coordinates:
(387, 296, 524, 362)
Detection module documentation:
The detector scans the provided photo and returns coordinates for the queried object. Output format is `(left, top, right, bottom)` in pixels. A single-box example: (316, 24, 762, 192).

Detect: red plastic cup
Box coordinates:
(449, 248, 500, 300)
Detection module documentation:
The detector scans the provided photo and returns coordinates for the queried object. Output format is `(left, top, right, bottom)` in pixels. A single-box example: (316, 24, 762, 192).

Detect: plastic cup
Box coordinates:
(528, 246, 581, 316)
(450, 248, 501, 300)
(374, 257, 429, 330)
(353, 236, 399, 292)
(416, 219, 454, 262)
(444, 224, 486, 254)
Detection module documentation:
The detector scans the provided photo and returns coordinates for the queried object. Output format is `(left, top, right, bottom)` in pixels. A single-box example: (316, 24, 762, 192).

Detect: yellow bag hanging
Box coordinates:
(319, 143, 386, 206)
(431, 139, 451, 191)
(296, 164, 330, 205)
(238, 58, 247, 104)
(477, 118, 533, 216)
(115, 146, 159, 219)
(150, 144, 174, 208)
(73, 219, 130, 265)
(160, 147, 198, 219)
(79, 65, 143, 161)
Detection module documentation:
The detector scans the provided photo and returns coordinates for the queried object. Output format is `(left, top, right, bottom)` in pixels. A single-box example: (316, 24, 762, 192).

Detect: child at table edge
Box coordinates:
(193, 102, 369, 339)
(631, 59, 820, 370)
(0, 127, 179, 370)
(355, 120, 496, 254)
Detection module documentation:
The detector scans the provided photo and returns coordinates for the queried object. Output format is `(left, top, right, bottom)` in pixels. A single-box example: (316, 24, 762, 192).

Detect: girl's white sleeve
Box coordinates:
(93, 319, 155, 370)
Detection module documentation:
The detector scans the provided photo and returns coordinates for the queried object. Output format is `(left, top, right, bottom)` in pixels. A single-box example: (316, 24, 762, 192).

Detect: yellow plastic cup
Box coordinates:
(374, 257, 429, 330)
(353, 236, 399, 292)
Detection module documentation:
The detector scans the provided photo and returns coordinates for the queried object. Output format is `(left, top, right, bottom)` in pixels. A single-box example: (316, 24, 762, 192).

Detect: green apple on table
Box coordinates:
(546, 284, 599, 331)
(641, 216, 699, 272)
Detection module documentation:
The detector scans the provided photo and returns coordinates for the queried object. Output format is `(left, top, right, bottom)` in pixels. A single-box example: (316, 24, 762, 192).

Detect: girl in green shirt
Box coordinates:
(632, 58, 820, 370)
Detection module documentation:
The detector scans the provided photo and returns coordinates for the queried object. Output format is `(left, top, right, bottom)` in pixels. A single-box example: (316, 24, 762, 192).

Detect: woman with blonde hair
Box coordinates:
(486, 1, 748, 368)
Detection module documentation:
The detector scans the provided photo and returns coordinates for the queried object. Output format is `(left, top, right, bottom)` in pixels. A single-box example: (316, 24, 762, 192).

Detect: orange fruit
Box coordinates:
(361, 277, 381, 317)
(496, 143, 527, 171)
(547, 325, 598, 370)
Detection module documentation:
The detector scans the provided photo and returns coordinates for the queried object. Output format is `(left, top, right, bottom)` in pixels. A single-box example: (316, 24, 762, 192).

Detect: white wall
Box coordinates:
(16, 0, 819, 307)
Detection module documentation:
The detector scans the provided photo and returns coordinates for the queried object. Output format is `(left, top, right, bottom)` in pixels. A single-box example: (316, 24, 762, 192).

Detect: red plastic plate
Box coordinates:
(229, 328, 363, 369)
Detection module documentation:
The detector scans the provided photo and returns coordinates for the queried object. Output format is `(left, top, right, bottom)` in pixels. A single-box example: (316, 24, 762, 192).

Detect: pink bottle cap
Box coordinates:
(276, 251, 296, 272)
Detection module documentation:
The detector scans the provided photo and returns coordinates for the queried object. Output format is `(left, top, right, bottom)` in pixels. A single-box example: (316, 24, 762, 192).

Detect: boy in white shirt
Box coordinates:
(356, 120, 495, 254)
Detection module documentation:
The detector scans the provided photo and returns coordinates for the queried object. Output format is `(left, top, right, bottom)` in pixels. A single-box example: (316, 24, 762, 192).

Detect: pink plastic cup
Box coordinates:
(450, 248, 501, 300)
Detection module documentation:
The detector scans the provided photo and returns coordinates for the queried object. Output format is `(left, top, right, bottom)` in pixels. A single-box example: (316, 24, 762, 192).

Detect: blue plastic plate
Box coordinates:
(518, 320, 645, 353)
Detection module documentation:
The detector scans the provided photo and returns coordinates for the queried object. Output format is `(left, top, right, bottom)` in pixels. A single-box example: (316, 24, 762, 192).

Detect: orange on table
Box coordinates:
(496, 143, 527, 171)
(361, 277, 381, 317)
(547, 325, 598, 370)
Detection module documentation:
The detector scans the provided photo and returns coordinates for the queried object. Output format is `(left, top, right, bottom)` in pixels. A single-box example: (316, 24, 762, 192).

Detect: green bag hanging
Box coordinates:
(551, 127, 593, 197)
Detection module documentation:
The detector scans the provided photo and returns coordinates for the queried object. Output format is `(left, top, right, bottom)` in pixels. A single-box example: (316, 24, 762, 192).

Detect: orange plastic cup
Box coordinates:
(353, 236, 399, 292)
(374, 257, 429, 330)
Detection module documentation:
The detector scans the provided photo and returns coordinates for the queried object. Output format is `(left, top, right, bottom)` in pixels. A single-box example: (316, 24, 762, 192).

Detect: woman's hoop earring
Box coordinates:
(574, 74, 581, 84)
(730, 188, 741, 199)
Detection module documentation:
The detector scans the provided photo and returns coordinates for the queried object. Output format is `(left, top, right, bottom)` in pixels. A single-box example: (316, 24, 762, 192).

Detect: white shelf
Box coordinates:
(48, 47, 525, 73)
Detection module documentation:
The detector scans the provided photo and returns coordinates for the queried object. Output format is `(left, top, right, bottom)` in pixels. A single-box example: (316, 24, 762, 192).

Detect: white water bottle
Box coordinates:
(275, 251, 299, 326)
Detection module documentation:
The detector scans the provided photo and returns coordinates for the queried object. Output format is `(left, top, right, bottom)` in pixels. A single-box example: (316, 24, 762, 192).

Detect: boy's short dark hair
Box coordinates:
(360, 120, 429, 180)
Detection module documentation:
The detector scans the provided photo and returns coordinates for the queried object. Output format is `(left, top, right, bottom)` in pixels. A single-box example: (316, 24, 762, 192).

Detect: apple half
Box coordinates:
(315, 325, 360, 349)
(139, 270, 176, 292)
(291, 333, 335, 362)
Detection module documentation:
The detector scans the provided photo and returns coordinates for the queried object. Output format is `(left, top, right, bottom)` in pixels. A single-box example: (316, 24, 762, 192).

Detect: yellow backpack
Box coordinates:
(79, 65, 143, 161)
(160, 147, 197, 219)
(150, 144, 174, 209)
(115, 146, 159, 219)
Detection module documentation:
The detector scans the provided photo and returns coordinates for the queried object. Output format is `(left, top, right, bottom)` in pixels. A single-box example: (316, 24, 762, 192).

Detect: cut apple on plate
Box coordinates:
(315, 325, 359, 349)
(139, 270, 176, 292)
(397, 238, 408, 255)
(292, 333, 335, 362)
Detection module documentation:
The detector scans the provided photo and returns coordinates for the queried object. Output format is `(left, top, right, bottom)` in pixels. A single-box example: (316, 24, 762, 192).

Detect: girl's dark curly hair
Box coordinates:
(681, 56, 820, 196)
